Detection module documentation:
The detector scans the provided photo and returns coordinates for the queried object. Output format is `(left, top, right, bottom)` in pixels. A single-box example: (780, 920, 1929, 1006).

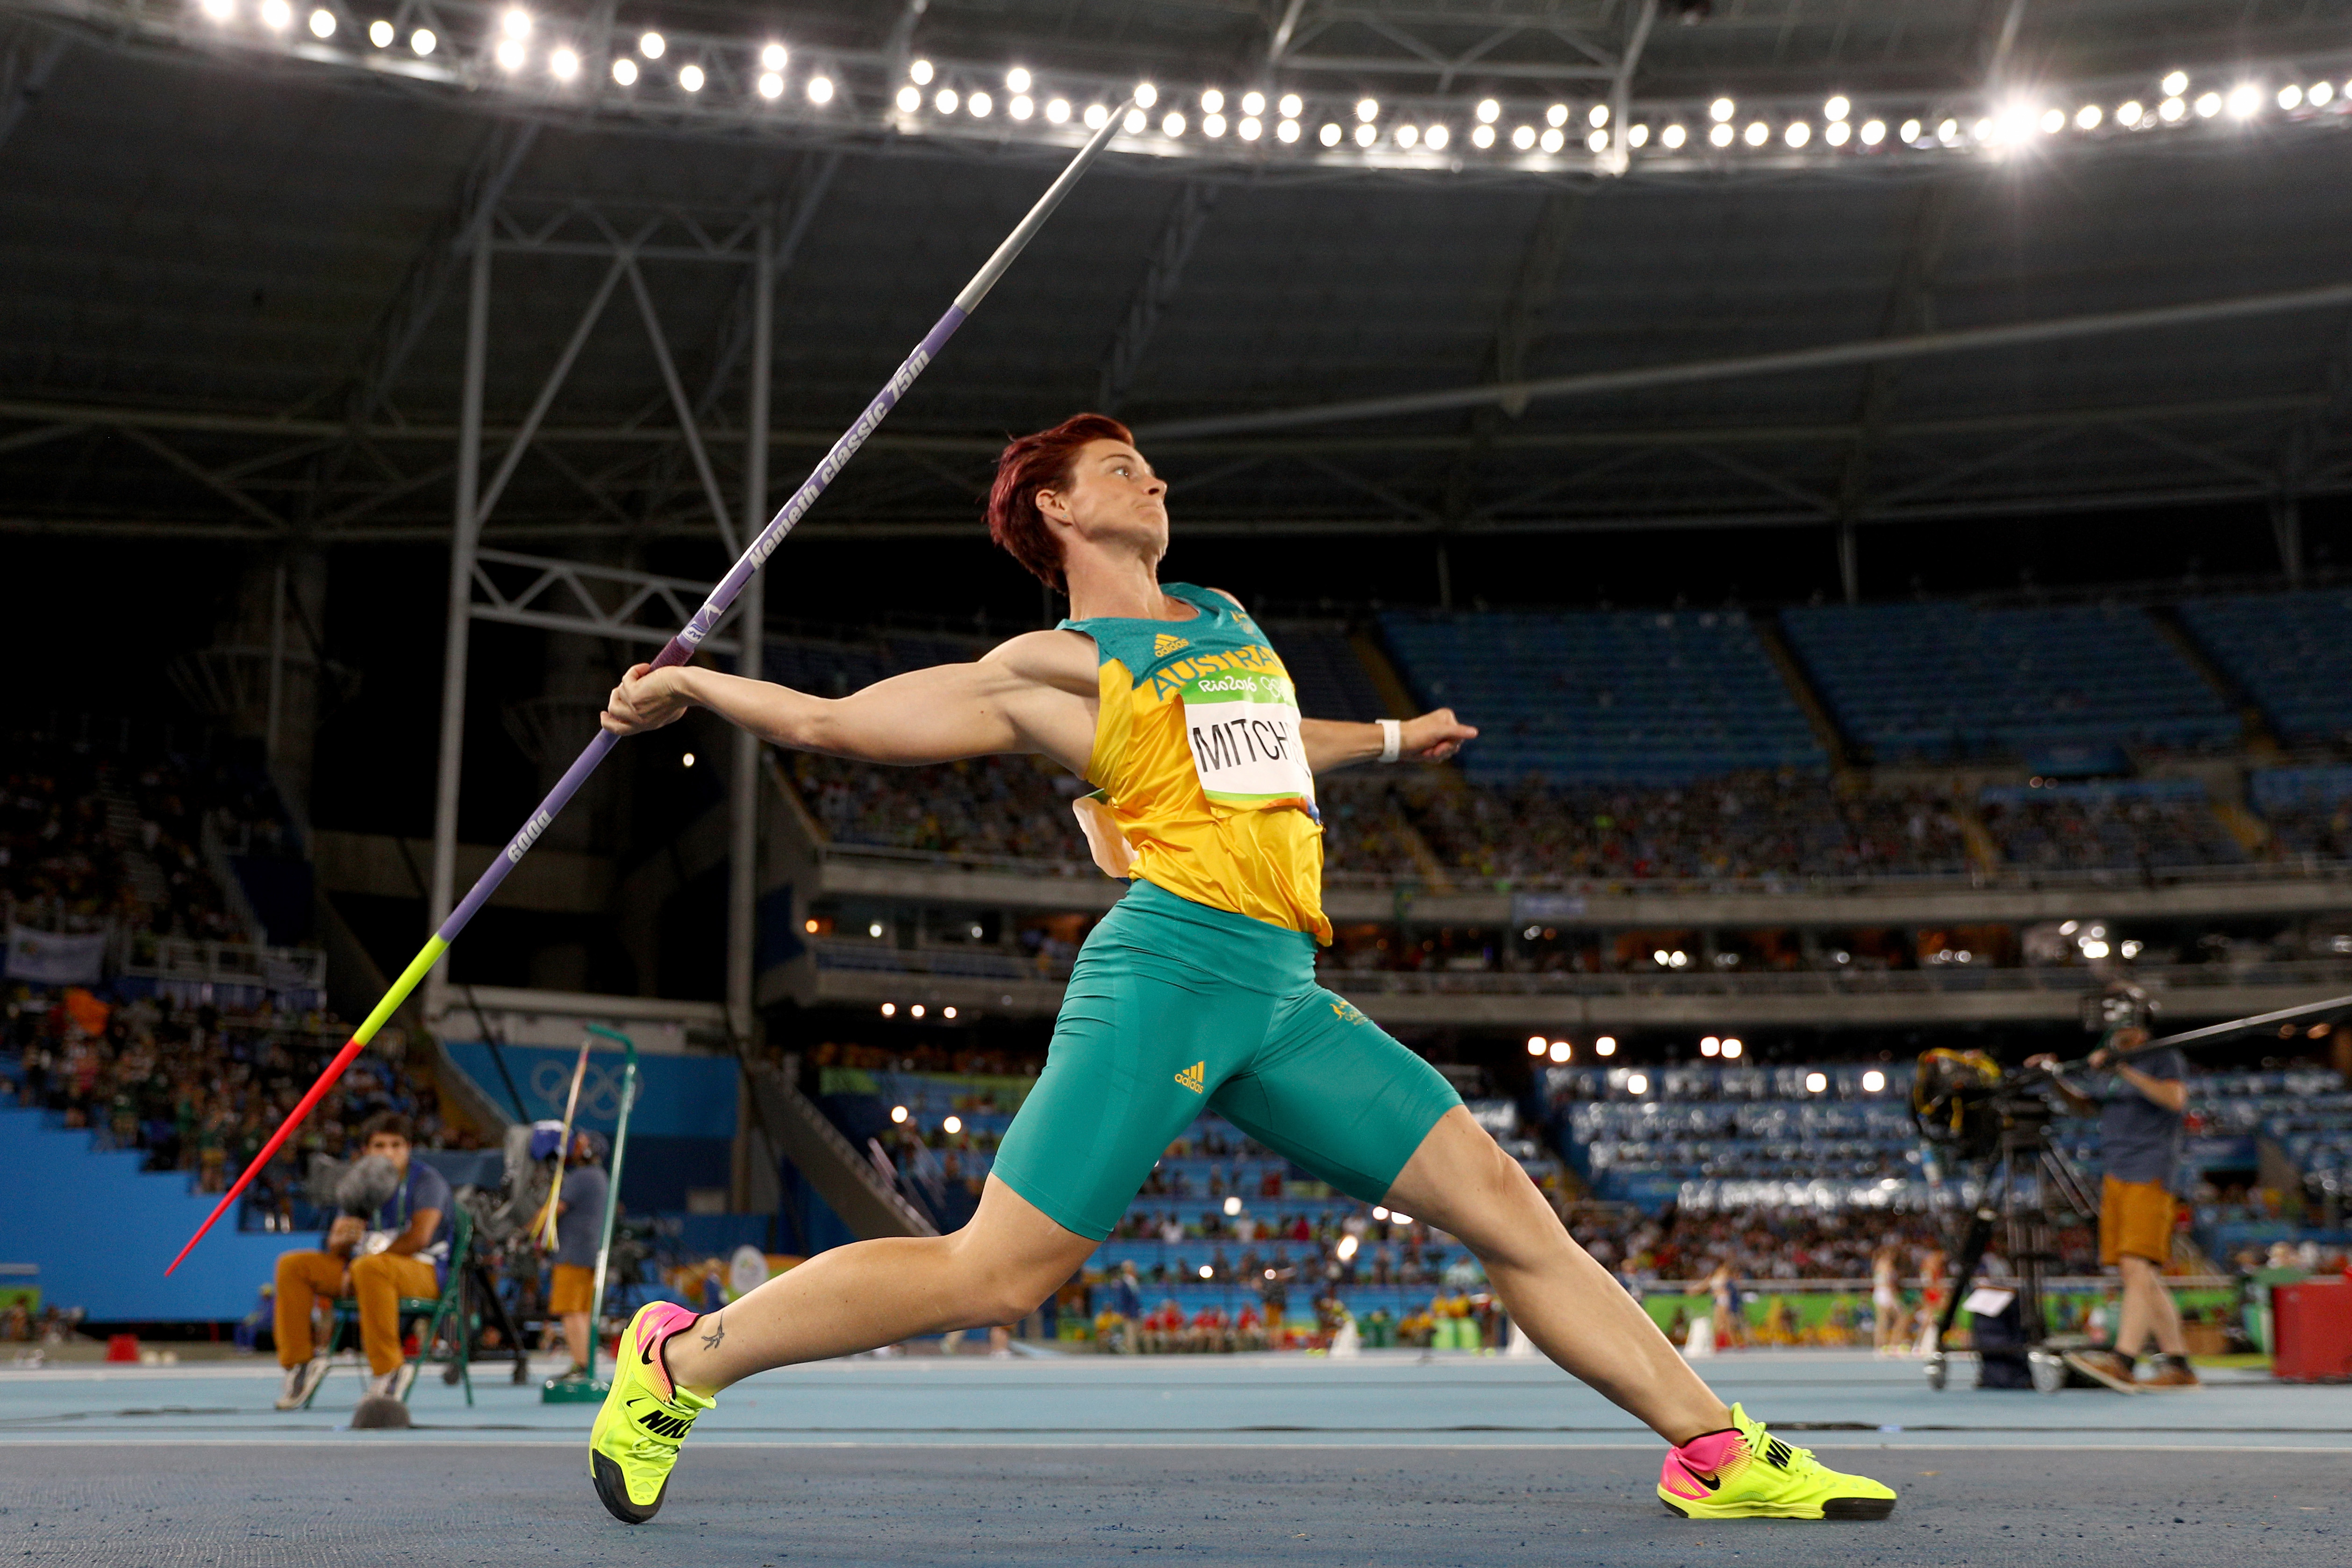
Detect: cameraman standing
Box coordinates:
(547, 1131, 609, 1381)
(2027, 1028, 2198, 1391)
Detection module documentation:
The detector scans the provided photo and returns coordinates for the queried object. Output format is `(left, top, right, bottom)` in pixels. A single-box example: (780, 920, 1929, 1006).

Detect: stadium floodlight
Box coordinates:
(1476, 97, 1500, 123)
(1007, 66, 1031, 93)
(679, 64, 704, 93)
(1526, 1036, 1546, 1055)
(1805, 1072, 1829, 1094)
(1824, 94, 1850, 121)
(1470, 122, 1494, 147)
(1743, 120, 1767, 145)
(910, 1004, 926, 1020)
(2076, 103, 2102, 129)
(1589, 103, 1609, 127)
(1133, 81, 1157, 108)
(908, 58, 932, 85)
(2039, 107, 2065, 133)
(367, 19, 391, 46)
(611, 57, 635, 85)
(1426, 124, 1449, 149)
(1549, 1040, 1571, 1063)
(2159, 95, 2186, 121)
(549, 47, 578, 80)
(1973, 116, 1997, 142)
(1356, 97, 1378, 122)
(198, 0, 233, 20)
(761, 43, 787, 70)
(1784, 121, 1809, 146)
(942, 1113, 961, 1134)
(1899, 117, 1921, 141)
(1662, 122, 1686, 148)
(942, 1006, 957, 1019)
(1628, 122, 1647, 146)
(1859, 118, 1884, 144)
(1396, 123, 1418, 148)
(2280, 84, 2303, 110)
(889, 1102, 907, 1121)
(972, 90, 997, 116)
(1123, 107, 1146, 133)
(2227, 83, 2261, 117)
(1539, 126, 1564, 152)
(2313, 82, 2336, 106)
(1238, 115, 1260, 140)
(1595, 1036, 1617, 1056)
(1275, 117, 1298, 142)
(306, 6, 332, 36)
(808, 74, 833, 103)
(1545, 102, 1568, 127)
(756, 71, 782, 99)
(895, 84, 918, 111)
(2193, 90, 2221, 117)
(2161, 70, 2188, 97)
(258, 0, 289, 28)
(1351, 122, 1373, 146)
(1708, 121, 1733, 146)
(1586, 129, 1606, 151)
(1825, 120, 1849, 146)
(1320, 121, 1341, 145)
(639, 31, 662, 58)
(1011, 94, 1034, 120)
(937, 87, 958, 113)
(1937, 117, 1959, 143)
(1046, 97, 1069, 122)
(1278, 92, 1302, 118)
(1863, 1069, 1887, 1093)
(500, 8, 529, 40)
(410, 27, 432, 54)
(1701, 1036, 1720, 1056)
(494, 37, 523, 70)
(1709, 96, 1734, 122)
(1511, 124, 1535, 149)
(2117, 100, 2143, 125)
(1201, 87, 1222, 112)
(1627, 1073, 1649, 1096)
(1720, 1038, 1742, 1059)
(1162, 109, 1184, 135)
(1241, 90, 1264, 115)
(1083, 102, 1108, 128)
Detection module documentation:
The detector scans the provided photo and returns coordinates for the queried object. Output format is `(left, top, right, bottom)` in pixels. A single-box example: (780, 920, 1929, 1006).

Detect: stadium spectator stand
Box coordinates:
(2250, 766, 2352, 860)
(1377, 609, 1825, 785)
(1262, 621, 1391, 724)
(2177, 589, 2352, 745)
(1979, 779, 2247, 871)
(1780, 601, 2238, 762)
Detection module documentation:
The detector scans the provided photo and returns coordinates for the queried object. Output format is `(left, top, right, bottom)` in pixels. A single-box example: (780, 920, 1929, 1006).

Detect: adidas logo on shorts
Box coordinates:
(1174, 1060, 1206, 1094)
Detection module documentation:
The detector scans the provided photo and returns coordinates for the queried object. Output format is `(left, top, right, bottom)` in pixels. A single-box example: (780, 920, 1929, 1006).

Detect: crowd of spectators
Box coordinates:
(4, 726, 296, 945)
(786, 751, 1086, 865)
(1, 982, 467, 1213)
(1980, 792, 2247, 873)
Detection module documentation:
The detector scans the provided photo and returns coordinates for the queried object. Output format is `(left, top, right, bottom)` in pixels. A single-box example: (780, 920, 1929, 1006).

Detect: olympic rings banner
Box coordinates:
(443, 1041, 739, 1139)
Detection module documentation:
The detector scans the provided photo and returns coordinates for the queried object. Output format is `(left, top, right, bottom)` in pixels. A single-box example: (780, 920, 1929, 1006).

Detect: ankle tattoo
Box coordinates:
(699, 1315, 726, 1353)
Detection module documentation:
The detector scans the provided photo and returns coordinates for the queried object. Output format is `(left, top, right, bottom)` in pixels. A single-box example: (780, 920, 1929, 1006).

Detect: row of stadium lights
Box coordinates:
(190, 2, 2348, 156)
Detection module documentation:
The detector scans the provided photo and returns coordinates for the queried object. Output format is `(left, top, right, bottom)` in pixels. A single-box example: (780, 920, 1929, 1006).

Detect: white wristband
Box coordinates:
(1377, 718, 1402, 764)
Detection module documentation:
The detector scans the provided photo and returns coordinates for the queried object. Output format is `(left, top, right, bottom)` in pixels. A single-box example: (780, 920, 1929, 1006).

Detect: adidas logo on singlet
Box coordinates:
(1154, 633, 1190, 657)
(1174, 1060, 1206, 1094)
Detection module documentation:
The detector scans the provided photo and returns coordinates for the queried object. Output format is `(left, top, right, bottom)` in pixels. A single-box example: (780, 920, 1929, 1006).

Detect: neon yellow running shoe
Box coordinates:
(1657, 1403, 1898, 1521)
(589, 1302, 715, 1524)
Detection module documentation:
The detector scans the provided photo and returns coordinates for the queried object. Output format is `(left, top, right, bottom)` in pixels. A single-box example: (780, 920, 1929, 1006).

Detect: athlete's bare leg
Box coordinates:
(661, 1176, 1094, 1395)
(1381, 1106, 1734, 1446)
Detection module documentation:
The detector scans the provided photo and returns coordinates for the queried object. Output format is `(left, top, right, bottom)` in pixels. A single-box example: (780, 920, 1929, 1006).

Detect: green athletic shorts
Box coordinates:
(989, 878, 1464, 1241)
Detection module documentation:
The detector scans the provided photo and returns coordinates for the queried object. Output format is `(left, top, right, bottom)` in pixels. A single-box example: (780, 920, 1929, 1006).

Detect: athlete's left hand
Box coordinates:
(1402, 708, 1477, 761)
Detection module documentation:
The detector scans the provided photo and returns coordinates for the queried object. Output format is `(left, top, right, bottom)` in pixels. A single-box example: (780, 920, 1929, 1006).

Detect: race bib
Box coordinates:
(1180, 667, 1317, 814)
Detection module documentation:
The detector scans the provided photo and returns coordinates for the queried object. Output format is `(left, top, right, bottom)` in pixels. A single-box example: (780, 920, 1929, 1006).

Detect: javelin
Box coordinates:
(533, 1034, 595, 1250)
(165, 103, 1135, 1275)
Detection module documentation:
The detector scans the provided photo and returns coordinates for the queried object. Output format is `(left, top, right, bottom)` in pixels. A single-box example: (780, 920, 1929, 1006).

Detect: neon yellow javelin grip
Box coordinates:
(164, 102, 1132, 1276)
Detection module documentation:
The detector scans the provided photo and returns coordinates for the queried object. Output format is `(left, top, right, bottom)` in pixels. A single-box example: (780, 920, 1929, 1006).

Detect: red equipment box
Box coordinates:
(2271, 1279, 2352, 1383)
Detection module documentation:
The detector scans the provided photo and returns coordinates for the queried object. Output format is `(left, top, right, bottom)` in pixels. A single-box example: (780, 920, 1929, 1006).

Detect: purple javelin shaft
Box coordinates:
(437, 105, 1132, 943)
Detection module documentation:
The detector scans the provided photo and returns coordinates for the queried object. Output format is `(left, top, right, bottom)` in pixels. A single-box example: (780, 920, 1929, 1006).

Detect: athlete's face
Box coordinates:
(1037, 440, 1168, 563)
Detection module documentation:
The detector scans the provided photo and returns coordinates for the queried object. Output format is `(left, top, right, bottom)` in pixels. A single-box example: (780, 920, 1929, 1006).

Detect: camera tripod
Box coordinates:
(1922, 1088, 2100, 1394)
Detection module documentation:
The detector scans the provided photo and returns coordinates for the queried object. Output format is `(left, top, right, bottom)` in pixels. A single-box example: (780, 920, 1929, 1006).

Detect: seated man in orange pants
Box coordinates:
(272, 1112, 450, 1409)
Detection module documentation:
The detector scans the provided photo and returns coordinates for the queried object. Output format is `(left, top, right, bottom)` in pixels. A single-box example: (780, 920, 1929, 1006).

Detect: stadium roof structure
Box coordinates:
(4, 0, 2352, 582)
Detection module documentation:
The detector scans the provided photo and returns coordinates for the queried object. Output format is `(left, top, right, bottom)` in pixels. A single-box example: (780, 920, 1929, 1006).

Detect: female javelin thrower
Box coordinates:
(588, 413, 1897, 1526)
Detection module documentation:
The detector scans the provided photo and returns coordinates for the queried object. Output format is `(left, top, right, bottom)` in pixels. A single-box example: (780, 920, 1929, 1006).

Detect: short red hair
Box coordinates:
(986, 413, 1134, 593)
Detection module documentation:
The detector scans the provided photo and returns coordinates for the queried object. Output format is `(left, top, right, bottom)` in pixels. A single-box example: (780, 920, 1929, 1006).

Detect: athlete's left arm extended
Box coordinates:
(1302, 712, 1478, 774)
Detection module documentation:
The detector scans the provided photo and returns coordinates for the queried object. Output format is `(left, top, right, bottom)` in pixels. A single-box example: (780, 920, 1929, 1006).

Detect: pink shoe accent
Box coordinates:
(630, 1303, 699, 1403)
(1659, 1428, 1741, 1501)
